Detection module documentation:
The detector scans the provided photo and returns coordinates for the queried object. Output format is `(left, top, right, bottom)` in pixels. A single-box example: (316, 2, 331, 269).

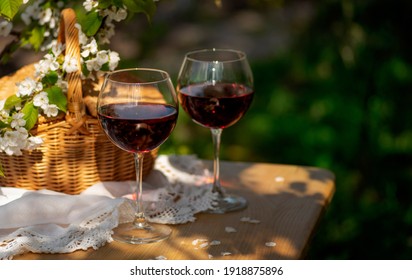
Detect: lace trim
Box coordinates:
(0, 154, 216, 259)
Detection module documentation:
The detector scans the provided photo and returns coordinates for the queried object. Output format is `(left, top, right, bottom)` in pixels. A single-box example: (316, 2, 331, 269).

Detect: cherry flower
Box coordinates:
(81, 39, 98, 58)
(96, 50, 109, 65)
(108, 51, 120, 70)
(0, 0, 147, 161)
(26, 136, 44, 150)
(62, 56, 79, 73)
(97, 22, 116, 45)
(10, 113, 26, 129)
(42, 104, 59, 118)
(1, 128, 29, 156)
(83, 0, 99, 12)
(103, 6, 128, 22)
(0, 20, 12, 36)
(35, 54, 60, 76)
(21, 1, 41, 25)
(16, 78, 43, 97)
(51, 42, 64, 57)
(33, 91, 49, 108)
(38, 8, 52, 25)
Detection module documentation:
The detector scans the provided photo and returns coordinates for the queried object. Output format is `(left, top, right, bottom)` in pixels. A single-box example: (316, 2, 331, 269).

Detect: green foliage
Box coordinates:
(4, 95, 21, 110)
(0, 0, 22, 20)
(123, 0, 156, 20)
(46, 86, 67, 112)
(23, 26, 45, 51)
(77, 11, 103, 37)
(21, 102, 38, 131)
(41, 71, 59, 86)
(159, 0, 412, 259)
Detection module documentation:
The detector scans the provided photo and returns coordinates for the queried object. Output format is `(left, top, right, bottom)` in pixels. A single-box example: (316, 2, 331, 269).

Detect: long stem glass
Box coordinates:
(98, 68, 178, 243)
(177, 49, 254, 214)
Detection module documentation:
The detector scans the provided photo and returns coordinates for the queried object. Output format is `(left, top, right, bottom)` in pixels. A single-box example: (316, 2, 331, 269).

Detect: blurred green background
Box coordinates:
(128, 0, 412, 259)
(3, 0, 412, 259)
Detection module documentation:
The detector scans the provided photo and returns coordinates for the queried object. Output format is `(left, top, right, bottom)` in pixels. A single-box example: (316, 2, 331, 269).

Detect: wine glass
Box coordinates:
(177, 48, 254, 214)
(97, 68, 178, 244)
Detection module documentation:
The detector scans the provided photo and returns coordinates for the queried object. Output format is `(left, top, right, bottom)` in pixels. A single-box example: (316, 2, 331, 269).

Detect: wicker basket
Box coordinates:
(0, 9, 157, 194)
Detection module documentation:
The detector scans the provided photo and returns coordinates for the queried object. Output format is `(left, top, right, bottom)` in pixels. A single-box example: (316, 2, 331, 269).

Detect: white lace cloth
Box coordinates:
(0, 155, 217, 260)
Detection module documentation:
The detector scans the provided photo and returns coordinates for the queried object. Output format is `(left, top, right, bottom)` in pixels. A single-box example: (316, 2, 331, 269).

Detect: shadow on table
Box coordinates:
(13, 159, 334, 260)
(151, 160, 335, 260)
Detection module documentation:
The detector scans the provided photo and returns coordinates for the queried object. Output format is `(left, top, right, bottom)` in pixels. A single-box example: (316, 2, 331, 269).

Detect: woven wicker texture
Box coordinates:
(0, 9, 156, 194)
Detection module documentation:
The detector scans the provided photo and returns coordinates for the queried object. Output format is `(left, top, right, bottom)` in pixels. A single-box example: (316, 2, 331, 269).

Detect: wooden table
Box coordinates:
(15, 159, 335, 260)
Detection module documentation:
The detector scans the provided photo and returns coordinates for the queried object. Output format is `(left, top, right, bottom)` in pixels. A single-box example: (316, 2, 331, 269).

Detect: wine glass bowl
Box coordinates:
(97, 68, 178, 244)
(177, 49, 254, 214)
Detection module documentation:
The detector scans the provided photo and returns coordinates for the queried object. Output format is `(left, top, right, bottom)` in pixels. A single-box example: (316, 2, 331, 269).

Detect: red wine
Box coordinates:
(178, 83, 254, 129)
(98, 102, 178, 153)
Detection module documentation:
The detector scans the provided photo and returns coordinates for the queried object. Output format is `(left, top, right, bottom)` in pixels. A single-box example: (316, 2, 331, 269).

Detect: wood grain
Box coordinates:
(14, 159, 335, 260)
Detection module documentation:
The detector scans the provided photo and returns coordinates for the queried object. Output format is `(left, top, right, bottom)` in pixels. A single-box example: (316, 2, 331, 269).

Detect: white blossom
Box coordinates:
(56, 80, 68, 92)
(97, 22, 115, 45)
(10, 113, 26, 128)
(42, 104, 59, 117)
(62, 56, 79, 73)
(83, 0, 99, 12)
(108, 51, 120, 70)
(33, 91, 49, 108)
(96, 50, 109, 65)
(81, 39, 98, 57)
(51, 42, 64, 57)
(225, 227, 237, 233)
(75, 23, 89, 45)
(21, 2, 41, 25)
(17, 78, 42, 97)
(113, 8, 128, 22)
(35, 54, 60, 76)
(38, 8, 53, 25)
(48, 11, 58, 29)
(0, 0, 130, 159)
(85, 58, 100, 72)
(0, 100, 5, 111)
(0, 20, 13, 37)
(26, 136, 44, 150)
(102, 6, 128, 22)
(1, 128, 29, 156)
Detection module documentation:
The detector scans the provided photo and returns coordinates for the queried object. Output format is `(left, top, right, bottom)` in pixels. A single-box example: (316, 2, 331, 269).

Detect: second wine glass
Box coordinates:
(97, 68, 178, 244)
(177, 49, 254, 214)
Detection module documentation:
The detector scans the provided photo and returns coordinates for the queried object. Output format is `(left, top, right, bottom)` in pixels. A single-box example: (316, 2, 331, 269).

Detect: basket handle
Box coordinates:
(57, 8, 86, 127)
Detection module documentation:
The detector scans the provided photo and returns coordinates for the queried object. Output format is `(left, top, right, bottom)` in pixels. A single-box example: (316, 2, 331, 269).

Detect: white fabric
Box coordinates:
(0, 155, 217, 260)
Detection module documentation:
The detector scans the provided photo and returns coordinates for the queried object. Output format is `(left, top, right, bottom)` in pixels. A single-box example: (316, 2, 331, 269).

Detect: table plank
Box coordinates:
(14, 160, 335, 260)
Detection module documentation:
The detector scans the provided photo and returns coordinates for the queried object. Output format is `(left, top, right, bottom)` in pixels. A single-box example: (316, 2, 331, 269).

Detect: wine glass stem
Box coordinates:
(211, 128, 225, 196)
(133, 153, 146, 227)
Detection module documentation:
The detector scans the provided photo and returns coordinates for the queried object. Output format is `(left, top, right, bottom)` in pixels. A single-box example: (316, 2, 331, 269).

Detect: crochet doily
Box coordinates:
(0, 154, 217, 259)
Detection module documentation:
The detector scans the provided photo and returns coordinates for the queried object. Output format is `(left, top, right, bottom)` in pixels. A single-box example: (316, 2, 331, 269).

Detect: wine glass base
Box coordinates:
(207, 194, 248, 214)
(112, 222, 172, 244)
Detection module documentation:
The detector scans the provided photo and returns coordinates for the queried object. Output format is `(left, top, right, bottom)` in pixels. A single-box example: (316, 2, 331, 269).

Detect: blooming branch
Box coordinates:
(0, 0, 157, 175)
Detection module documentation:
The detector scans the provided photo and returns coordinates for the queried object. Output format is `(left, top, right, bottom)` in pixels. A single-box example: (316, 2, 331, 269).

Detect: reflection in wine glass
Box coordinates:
(97, 68, 178, 243)
(177, 49, 254, 214)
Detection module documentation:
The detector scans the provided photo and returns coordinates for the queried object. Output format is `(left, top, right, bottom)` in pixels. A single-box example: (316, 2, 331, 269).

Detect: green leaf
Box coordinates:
(0, 120, 8, 129)
(0, 162, 5, 177)
(4, 94, 22, 110)
(21, 102, 38, 131)
(123, 0, 156, 20)
(46, 86, 67, 113)
(97, 0, 112, 9)
(42, 71, 58, 86)
(77, 11, 103, 37)
(27, 26, 45, 51)
(112, 0, 125, 8)
(0, 0, 22, 20)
